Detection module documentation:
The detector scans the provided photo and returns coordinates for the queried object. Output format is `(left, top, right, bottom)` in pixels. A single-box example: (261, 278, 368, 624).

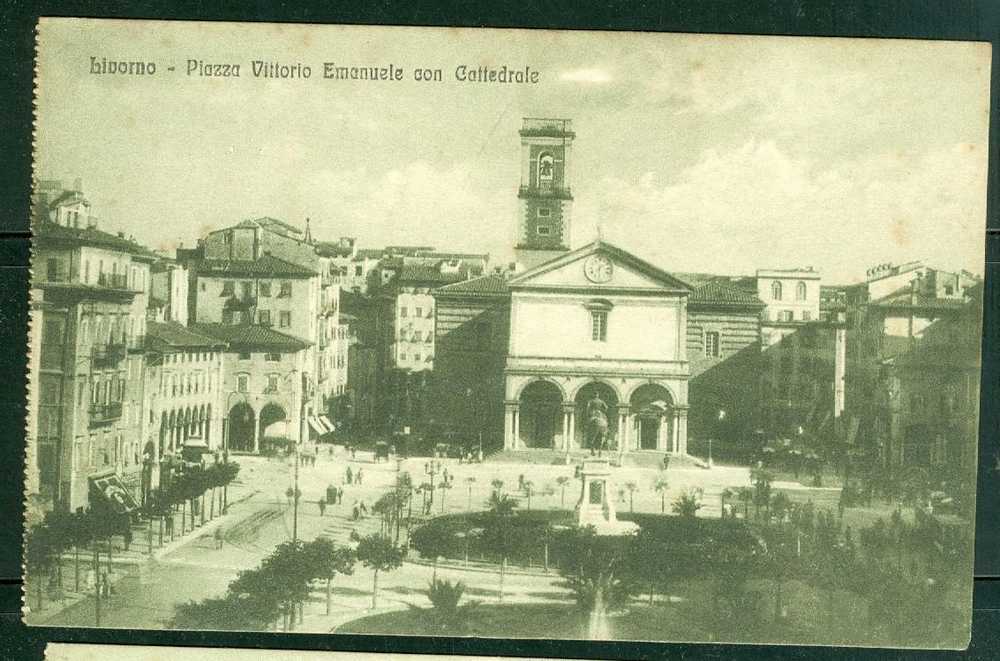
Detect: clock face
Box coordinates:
(584, 255, 614, 283)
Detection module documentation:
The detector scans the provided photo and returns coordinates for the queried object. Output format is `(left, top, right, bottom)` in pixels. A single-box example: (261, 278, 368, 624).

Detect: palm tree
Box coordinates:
(490, 478, 504, 498)
(483, 492, 518, 602)
(556, 476, 571, 508)
(625, 481, 638, 513)
(464, 476, 476, 511)
(654, 476, 669, 513)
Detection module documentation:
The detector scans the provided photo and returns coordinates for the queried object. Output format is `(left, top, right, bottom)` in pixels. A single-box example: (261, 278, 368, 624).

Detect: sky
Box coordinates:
(35, 19, 992, 284)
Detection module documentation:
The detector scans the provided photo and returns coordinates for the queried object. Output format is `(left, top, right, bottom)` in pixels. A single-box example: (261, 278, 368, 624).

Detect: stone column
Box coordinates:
(512, 406, 521, 450)
(562, 405, 573, 451)
(671, 411, 680, 453)
(616, 412, 625, 452)
(658, 414, 669, 451)
(504, 404, 515, 450)
(252, 413, 261, 454)
(677, 408, 689, 455)
(568, 409, 576, 450)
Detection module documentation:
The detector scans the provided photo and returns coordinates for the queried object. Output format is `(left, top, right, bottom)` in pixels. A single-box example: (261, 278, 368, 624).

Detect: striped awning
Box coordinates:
(318, 415, 335, 433)
(307, 416, 326, 436)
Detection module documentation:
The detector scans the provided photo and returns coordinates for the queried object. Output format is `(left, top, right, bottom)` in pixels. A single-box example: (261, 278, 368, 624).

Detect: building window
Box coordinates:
(400, 307, 408, 318)
(399, 352, 407, 362)
(222, 281, 235, 296)
(537, 208, 551, 218)
(802, 310, 812, 321)
(771, 281, 783, 301)
(259, 282, 272, 297)
(415, 307, 422, 318)
(705, 331, 721, 358)
(591, 310, 608, 342)
(279, 311, 291, 328)
(538, 152, 555, 186)
(414, 352, 422, 362)
(265, 353, 280, 362)
(355, 265, 363, 276)
(258, 309, 271, 326)
(278, 281, 292, 297)
(944, 285, 955, 296)
(200, 282, 206, 292)
(537, 226, 551, 236)
(222, 309, 234, 325)
(237, 374, 249, 393)
(796, 281, 807, 301)
(779, 310, 794, 322)
(265, 374, 279, 393)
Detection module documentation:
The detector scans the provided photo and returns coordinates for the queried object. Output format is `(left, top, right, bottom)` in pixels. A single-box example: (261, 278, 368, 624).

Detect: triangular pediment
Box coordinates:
(509, 241, 692, 293)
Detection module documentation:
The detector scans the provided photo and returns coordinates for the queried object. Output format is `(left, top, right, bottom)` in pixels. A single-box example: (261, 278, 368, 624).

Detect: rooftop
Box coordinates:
(198, 253, 317, 278)
(33, 220, 159, 261)
(688, 279, 765, 308)
(190, 323, 312, 352)
(147, 321, 226, 351)
(434, 273, 511, 298)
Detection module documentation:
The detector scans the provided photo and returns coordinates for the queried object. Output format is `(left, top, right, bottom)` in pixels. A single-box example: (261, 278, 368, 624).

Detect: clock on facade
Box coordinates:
(584, 254, 614, 283)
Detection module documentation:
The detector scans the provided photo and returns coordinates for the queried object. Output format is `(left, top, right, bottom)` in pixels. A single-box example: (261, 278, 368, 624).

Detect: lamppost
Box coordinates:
(424, 459, 441, 513)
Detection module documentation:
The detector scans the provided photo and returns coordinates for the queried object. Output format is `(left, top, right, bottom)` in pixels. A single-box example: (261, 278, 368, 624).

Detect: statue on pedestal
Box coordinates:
(585, 394, 609, 456)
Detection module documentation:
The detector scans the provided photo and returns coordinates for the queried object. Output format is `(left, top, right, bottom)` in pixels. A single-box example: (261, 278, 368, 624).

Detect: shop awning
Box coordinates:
(307, 416, 326, 436)
(90, 474, 139, 514)
(318, 415, 336, 433)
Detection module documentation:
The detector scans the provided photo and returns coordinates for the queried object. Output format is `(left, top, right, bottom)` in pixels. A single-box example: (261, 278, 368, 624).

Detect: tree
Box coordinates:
(671, 490, 702, 519)
(425, 578, 467, 633)
(550, 525, 637, 638)
(490, 478, 504, 498)
(556, 476, 571, 508)
(24, 521, 58, 611)
(438, 479, 453, 513)
(481, 493, 518, 602)
(654, 476, 669, 513)
(354, 533, 405, 609)
(305, 537, 356, 615)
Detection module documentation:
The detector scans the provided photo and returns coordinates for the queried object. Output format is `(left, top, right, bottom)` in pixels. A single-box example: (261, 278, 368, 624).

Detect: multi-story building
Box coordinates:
(149, 259, 190, 325)
(30, 181, 156, 512)
(191, 323, 312, 453)
(144, 321, 226, 471)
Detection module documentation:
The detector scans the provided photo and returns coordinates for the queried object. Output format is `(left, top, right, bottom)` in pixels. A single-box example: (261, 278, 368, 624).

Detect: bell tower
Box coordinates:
(514, 117, 574, 271)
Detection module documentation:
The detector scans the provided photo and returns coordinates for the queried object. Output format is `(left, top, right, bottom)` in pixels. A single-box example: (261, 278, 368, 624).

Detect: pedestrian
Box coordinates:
(346, 466, 353, 485)
(360, 501, 368, 518)
(319, 497, 327, 517)
(352, 502, 360, 521)
(329, 445, 334, 457)
(123, 525, 132, 552)
(214, 526, 224, 549)
(338, 486, 344, 504)
(518, 474, 525, 491)
(356, 468, 364, 485)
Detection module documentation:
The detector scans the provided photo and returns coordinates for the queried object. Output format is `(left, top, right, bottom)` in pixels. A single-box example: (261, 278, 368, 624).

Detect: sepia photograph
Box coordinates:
(23, 18, 990, 649)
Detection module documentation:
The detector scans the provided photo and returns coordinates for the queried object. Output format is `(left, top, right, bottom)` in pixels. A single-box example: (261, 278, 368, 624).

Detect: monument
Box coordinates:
(575, 458, 640, 536)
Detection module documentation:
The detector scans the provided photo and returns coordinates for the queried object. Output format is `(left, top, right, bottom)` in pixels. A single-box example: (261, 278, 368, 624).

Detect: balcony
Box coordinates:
(92, 343, 127, 369)
(89, 401, 123, 425)
(98, 272, 129, 289)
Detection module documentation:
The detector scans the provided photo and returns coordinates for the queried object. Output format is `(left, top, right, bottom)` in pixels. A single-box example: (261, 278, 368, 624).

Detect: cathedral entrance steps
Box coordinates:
(619, 452, 708, 470)
(486, 449, 593, 465)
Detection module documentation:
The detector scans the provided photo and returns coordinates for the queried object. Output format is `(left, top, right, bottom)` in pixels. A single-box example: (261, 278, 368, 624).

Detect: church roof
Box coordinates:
(33, 220, 160, 262)
(509, 240, 694, 292)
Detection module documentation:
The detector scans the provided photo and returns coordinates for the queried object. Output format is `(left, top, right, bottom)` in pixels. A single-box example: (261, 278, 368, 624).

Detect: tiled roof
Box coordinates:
(688, 279, 764, 307)
(49, 190, 88, 208)
(33, 220, 160, 261)
(190, 323, 312, 352)
(147, 321, 226, 350)
(198, 254, 317, 278)
(434, 273, 511, 297)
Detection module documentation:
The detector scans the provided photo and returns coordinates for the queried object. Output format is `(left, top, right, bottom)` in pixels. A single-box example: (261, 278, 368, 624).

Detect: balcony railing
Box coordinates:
(97, 273, 129, 289)
(518, 185, 572, 199)
(89, 401, 123, 425)
(92, 343, 127, 369)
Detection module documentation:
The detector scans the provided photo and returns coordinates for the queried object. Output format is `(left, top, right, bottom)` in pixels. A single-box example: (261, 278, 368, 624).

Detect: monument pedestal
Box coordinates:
(575, 458, 640, 536)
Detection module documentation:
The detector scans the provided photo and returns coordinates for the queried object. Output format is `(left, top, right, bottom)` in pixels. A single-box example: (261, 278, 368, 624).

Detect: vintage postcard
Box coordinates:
(24, 18, 989, 650)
